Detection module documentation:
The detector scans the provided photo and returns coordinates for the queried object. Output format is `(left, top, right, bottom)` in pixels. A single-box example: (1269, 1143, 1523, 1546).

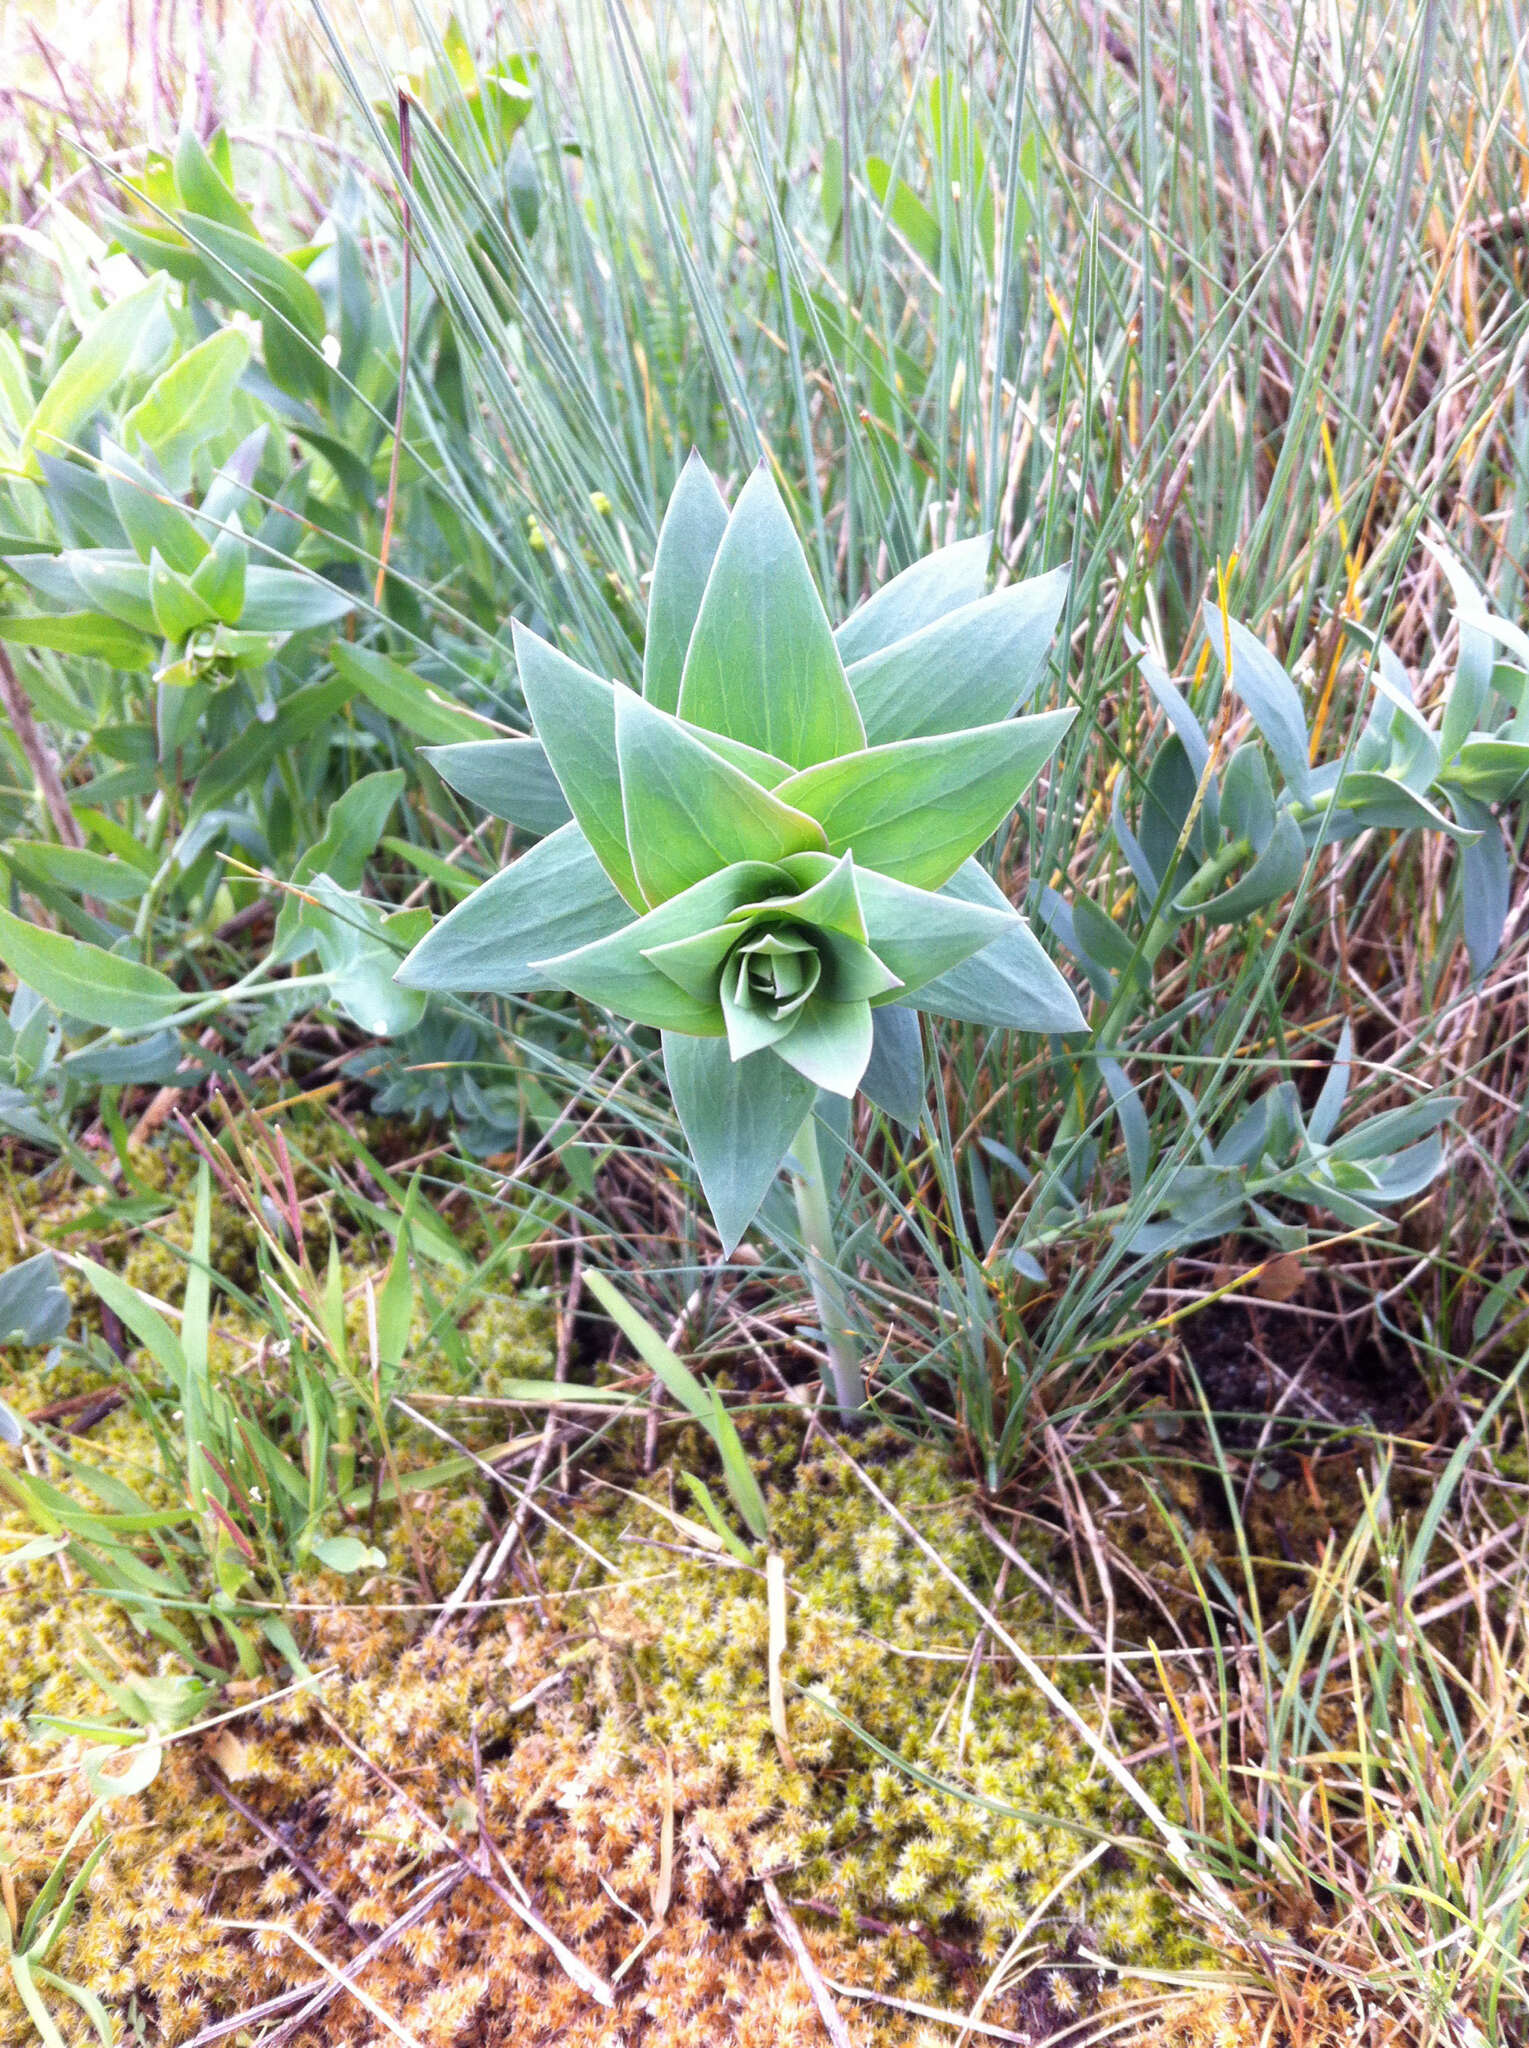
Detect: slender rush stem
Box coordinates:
(788, 1109, 864, 1415)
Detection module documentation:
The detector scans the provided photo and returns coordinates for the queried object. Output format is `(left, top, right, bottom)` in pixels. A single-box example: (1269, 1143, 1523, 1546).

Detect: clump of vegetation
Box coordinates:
(2, 1, 1528, 2043)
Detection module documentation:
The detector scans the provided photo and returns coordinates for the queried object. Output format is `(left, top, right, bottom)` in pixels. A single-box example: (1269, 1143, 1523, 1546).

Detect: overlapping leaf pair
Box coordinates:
(399, 456, 1084, 1247)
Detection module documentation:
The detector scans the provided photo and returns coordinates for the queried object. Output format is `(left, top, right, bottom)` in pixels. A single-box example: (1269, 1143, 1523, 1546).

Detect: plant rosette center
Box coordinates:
(398, 454, 1086, 1248)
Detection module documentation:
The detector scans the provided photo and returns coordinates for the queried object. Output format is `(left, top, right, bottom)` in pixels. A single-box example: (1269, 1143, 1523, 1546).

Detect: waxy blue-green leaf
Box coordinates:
(844, 568, 1067, 743)
(643, 451, 729, 714)
(423, 737, 572, 833)
(99, 437, 206, 574)
(663, 1031, 817, 1255)
(514, 623, 644, 907)
(15, 550, 159, 635)
(833, 533, 992, 665)
(753, 850, 867, 943)
(537, 863, 785, 1032)
(305, 876, 429, 1039)
(1206, 607, 1313, 804)
(1182, 808, 1306, 921)
(677, 466, 865, 767)
(776, 710, 1074, 889)
(614, 692, 826, 903)
(394, 823, 632, 996)
(908, 860, 1086, 1032)
(149, 550, 215, 641)
(859, 1004, 925, 1126)
(768, 992, 874, 1096)
(238, 565, 355, 634)
(850, 868, 1016, 994)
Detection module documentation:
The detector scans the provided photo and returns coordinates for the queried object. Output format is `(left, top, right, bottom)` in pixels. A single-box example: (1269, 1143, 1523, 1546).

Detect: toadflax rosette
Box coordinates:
(397, 455, 1084, 1249)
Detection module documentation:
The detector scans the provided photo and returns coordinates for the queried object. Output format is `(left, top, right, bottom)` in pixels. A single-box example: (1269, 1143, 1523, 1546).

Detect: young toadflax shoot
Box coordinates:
(398, 456, 1083, 1404)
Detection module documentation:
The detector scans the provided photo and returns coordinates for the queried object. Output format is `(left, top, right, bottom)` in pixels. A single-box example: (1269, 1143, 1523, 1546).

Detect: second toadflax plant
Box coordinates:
(399, 457, 1083, 1403)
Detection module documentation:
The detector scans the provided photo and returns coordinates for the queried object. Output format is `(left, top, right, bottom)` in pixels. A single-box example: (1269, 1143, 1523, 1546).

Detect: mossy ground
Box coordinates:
(0, 1158, 1215, 2045)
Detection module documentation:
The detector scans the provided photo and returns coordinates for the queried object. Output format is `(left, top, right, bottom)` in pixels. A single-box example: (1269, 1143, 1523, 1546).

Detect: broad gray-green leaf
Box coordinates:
(1461, 814, 1510, 977)
(1181, 808, 1305, 922)
(238, 565, 355, 633)
(332, 642, 492, 747)
(537, 864, 786, 1032)
(149, 550, 215, 640)
(513, 623, 643, 906)
(0, 1252, 70, 1347)
(423, 737, 572, 833)
(0, 612, 154, 666)
(0, 907, 184, 1030)
(60, 551, 158, 635)
(643, 450, 729, 713)
(845, 568, 1067, 743)
(305, 875, 429, 1038)
(614, 692, 826, 903)
(834, 532, 992, 665)
(121, 325, 250, 493)
(1219, 744, 1276, 852)
(1441, 738, 1529, 803)
(773, 992, 874, 1096)
(776, 710, 1074, 889)
(1206, 607, 1313, 804)
(99, 437, 206, 574)
(394, 823, 632, 995)
(859, 1004, 925, 1126)
(908, 860, 1086, 1032)
(1334, 771, 1474, 840)
(851, 867, 1015, 994)
(677, 465, 865, 767)
(663, 1030, 817, 1254)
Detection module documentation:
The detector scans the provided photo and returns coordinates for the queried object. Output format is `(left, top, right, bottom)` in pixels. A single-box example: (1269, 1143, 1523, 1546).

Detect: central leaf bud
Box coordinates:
(729, 923, 821, 1022)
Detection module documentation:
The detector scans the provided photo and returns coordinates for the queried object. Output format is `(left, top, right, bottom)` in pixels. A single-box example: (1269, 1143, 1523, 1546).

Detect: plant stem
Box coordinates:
(788, 1109, 864, 1415)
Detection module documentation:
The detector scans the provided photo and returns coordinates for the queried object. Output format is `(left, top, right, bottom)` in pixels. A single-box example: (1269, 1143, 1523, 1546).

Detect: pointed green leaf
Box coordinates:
(63, 551, 159, 634)
(20, 276, 172, 474)
(834, 532, 992, 665)
(845, 568, 1067, 743)
(0, 907, 184, 1029)
(774, 993, 874, 1097)
(749, 849, 866, 942)
(615, 692, 826, 903)
(677, 466, 865, 767)
(0, 613, 154, 666)
(513, 622, 643, 906)
(538, 863, 787, 1031)
(850, 867, 1013, 994)
(1181, 809, 1307, 922)
(776, 710, 1074, 888)
(149, 549, 216, 640)
(331, 642, 492, 746)
(908, 860, 1085, 1032)
(99, 436, 207, 573)
(643, 451, 730, 713)
(663, 1030, 817, 1254)
(859, 1004, 925, 1126)
(394, 823, 632, 995)
(424, 736, 572, 831)
(173, 122, 257, 236)
(129, 324, 252, 491)
(187, 514, 247, 624)
(237, 565, 355, 633)
(1206, 607, 1313, 804)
